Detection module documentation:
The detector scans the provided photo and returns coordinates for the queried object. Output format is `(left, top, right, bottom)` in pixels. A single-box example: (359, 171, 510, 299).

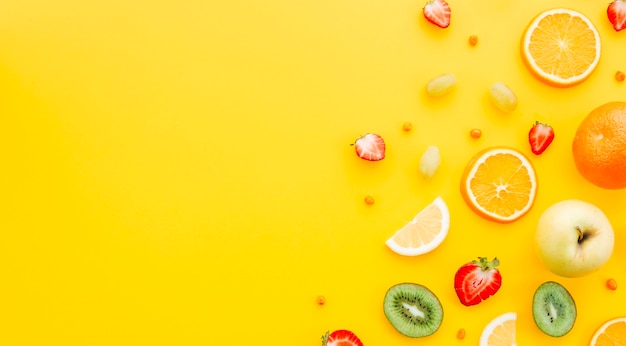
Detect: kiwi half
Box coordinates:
(532, 281, 577, 337)
(383, 283, 443, 338)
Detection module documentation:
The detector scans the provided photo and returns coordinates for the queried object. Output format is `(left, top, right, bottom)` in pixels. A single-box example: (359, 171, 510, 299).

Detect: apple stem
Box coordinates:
(576, 226, 584, 244)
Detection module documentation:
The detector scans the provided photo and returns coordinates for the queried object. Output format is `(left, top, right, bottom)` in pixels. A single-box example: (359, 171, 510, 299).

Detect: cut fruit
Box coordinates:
(385, 197, 449, 256)
(454, 257, 502, 306)
(590, 317, 626, 345)
(383, 283, 444, 338)
(479, 312, 517, 346)
(521, 8, 601, 87)
(353, 133, 385, 161)
(322, 330, 363, 346)
(460, 147, 536, 222)
(532, 281, 576, 337)
(460, 147, 537, 223)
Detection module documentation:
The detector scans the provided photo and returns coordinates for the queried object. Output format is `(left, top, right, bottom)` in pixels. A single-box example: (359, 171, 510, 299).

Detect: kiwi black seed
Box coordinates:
(383, 283, 443, 338)
(532, 281, 577, 337)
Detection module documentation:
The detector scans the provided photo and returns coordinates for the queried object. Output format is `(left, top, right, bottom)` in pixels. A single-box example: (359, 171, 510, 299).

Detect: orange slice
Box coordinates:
(460, 147, 537, 223)
(385, 197, 449, 256)
(479, 312, 517, 346)
(590, 317, 626, 345)
(521, 8, 601, 87)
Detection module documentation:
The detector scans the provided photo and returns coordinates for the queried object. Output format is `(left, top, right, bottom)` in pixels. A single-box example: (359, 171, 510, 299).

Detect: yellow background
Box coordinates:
(1, 0, 625, 344)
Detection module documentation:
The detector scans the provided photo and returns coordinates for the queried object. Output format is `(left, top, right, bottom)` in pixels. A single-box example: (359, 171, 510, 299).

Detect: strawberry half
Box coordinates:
(454, 257, 502, 306)
(322, 330, 363, 346)
(528, 121, 555, 155)
(423, 0, 451, 28)
(608, 0, 626, 31)
(353, 133, 385, 161)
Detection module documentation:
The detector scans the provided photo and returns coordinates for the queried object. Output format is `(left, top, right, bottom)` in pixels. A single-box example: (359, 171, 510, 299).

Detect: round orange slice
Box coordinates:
(521, 8, 601, 87)
(385, 197, 449, 256)
(460, 147, 537, 223)
(479, 312, 517, 346)
(590, 317, 626, 345)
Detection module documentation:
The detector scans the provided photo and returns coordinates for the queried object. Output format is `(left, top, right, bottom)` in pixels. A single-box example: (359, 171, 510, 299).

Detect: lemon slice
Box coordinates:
(480, 312, 517, 346)
(385, 197, 449, 256)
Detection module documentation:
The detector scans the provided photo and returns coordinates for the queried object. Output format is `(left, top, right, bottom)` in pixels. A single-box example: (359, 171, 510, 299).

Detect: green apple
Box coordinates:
(535, 200, 614, 278)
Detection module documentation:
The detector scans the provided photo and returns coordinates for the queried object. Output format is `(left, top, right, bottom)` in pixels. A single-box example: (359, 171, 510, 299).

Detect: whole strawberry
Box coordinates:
(608, 0, 626, 31)
(352, 133, 385, 161)
(454, 257, 502, 306)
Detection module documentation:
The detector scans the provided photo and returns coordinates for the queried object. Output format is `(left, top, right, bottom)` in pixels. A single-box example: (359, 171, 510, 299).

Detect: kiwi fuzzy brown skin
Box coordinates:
(383, 282, 444, 338)
(532, 281, 577, 337)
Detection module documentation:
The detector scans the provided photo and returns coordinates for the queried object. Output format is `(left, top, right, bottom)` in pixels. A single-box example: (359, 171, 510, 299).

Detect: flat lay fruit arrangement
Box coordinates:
(6, 1, 626, 345)
(320, 1, 626, 345)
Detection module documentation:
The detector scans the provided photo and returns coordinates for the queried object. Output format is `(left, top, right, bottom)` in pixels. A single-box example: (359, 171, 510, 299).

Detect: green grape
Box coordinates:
(426, 73, 456, 97)
(419, 145, 441, 178)
(488, 82, 518, 113)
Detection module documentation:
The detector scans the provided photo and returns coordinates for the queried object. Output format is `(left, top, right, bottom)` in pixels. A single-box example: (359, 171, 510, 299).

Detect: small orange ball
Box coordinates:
(402, 122, 413, 132)
(469, 35, 478, 46)
(364, 195, 375, 205)
(470, 128, 482, 139)
(607, 279, 618, 291)
(616, 71, 625, 82)
(456, 328, 466, 339)
(316, 295, 326, 305)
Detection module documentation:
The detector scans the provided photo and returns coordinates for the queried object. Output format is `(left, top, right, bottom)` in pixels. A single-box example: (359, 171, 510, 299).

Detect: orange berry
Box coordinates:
(470, 128, 482, 139)
(607, 279, 618, 290)
(316, 295, 326, 305)
(364, 195, 375, 205)
(457, 328, 466, 339)
(469, 35, 478, 46)
(616, 71, 625, 82)
(402, 121, 413, 132)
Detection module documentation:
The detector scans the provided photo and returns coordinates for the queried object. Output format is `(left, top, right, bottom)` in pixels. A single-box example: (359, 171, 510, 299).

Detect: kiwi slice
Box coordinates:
(383, 283, 443, 338)
(532, 281, 577, 337)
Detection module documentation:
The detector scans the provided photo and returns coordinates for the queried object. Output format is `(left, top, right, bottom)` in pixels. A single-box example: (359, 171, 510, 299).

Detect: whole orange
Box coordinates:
(572, 102, 626, 189)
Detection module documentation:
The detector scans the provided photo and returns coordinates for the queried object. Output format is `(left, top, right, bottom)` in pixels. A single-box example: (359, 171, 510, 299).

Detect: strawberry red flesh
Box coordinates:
(454, 257, 502, 306)
(423, 0, 451, 28)
(353, 133, 385, 161)
(322, 330, 363, 346)
(528, 121, 555, 155)
(608, 0, 626, 31)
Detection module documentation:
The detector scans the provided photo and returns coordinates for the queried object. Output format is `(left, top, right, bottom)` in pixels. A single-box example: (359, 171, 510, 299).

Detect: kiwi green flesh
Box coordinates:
(532, 281, 577, 337)
(383, 283, 443, 338)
